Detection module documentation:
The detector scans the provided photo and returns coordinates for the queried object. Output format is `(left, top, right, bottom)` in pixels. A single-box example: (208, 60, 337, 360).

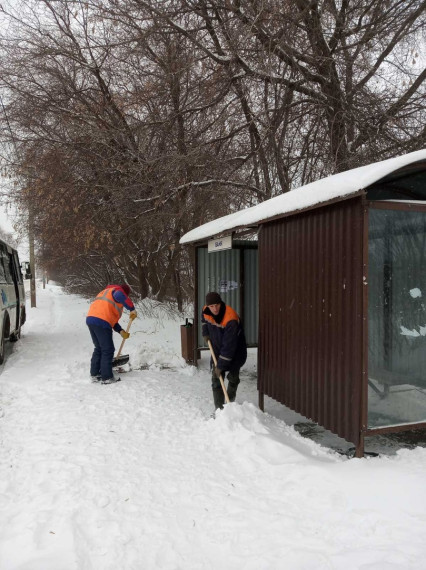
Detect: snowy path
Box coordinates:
(1, 284, 426, 569)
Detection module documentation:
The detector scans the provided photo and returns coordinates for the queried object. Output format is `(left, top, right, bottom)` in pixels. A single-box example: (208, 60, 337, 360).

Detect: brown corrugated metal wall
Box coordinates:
(258, 197, 365, 445)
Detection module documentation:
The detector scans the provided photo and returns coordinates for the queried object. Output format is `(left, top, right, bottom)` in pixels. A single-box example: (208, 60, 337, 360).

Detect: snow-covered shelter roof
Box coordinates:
(180, 149, 426, 245)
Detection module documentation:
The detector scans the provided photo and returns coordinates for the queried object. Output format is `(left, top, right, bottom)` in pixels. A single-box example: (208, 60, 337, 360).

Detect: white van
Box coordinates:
(0, 240, 27, 363)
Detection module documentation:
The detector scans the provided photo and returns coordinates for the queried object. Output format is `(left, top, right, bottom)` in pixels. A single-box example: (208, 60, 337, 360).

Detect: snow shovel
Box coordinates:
(112, 318, 133, 367)
(207, 340, 230, 404)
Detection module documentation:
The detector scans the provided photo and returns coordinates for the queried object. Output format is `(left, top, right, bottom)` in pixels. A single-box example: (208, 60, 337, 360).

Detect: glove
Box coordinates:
(214, 367, 222, 379)
(120, 330, 130, 339)
(203, 335, 210, 344)
(129, 311, 137, 320)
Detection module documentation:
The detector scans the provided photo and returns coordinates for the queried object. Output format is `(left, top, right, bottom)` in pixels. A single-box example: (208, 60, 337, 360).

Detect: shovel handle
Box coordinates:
(116, 317, 133, 358)
(207, 340, 230, 404)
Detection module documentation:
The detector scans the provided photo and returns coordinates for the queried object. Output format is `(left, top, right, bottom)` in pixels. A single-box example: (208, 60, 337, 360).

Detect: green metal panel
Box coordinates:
(244, 249, 259, 345)
(197, 243, 258, 347)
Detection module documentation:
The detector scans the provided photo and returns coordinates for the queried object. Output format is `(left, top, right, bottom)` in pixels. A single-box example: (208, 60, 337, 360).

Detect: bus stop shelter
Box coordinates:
(181, 149, 426, 457)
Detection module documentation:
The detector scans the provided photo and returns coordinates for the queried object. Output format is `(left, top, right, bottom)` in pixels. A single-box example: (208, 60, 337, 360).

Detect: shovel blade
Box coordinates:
(112, 354, 129, 367)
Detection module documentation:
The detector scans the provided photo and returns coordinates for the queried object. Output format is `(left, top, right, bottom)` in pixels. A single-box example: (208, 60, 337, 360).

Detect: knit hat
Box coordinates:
(205, 291, 222, 305)
(121, 283, 131, 296)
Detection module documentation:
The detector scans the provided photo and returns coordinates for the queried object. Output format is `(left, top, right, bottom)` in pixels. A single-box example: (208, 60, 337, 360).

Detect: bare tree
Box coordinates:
(132, 0, 425, 173)
(0, 0, 424, 304)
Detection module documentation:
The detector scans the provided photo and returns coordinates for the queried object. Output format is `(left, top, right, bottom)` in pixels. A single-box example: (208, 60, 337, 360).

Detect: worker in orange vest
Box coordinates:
(86, 284, 137, 384)
(201, 291, 247, 410)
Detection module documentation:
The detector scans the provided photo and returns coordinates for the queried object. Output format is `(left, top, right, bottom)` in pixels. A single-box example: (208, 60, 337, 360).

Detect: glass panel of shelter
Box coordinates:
(368, 208, 426, 428)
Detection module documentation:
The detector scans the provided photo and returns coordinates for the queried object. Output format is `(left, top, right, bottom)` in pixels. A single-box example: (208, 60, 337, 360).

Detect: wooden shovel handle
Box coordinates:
(116, 317, 133, 358)
(207, 340, 230, 404)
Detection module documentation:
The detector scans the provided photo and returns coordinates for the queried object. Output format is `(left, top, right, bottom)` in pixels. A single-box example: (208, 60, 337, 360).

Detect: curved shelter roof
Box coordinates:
(180, 149, 426, 245)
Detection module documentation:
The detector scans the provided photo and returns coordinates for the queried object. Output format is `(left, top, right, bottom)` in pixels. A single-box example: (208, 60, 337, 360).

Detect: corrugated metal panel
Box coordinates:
(197, 245, 259, 347)
(197, 247, 241, 347)
(244, 249, 259, 345)
(258, 197, 365, 445)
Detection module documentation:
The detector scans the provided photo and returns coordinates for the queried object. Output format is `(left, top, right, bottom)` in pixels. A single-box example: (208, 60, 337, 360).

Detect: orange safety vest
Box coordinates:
(87, 288, 124, 327)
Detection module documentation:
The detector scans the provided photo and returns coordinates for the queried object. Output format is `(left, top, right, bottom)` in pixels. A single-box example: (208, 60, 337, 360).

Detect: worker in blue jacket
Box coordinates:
(86, 283, 137, 384)
(201, 291, 247, 410)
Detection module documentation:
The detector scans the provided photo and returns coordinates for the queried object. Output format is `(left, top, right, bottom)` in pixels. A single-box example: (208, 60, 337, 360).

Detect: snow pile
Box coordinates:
(1, 283, 426, 569)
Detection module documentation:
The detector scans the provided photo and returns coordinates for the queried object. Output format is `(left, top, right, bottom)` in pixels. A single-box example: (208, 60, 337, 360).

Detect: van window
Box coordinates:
(0, 245, 6, 284)
(2, 252, 14, 284)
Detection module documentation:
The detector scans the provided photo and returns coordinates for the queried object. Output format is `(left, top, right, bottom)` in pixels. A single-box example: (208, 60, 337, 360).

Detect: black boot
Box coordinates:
(213, 388, 225, 410)
(227, 382, 238, 403)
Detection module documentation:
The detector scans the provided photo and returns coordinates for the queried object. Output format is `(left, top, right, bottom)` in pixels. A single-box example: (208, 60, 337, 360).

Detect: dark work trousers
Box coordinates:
(88, 324, 115, 380)
(211, 369, 240, 409)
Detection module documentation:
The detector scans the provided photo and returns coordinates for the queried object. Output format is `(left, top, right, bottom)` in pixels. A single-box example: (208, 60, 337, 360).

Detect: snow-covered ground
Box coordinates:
(1, 283, 426, 569)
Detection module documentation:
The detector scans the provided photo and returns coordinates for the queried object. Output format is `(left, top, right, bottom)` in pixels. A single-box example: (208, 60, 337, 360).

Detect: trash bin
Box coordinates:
(181, 318, 195, 364)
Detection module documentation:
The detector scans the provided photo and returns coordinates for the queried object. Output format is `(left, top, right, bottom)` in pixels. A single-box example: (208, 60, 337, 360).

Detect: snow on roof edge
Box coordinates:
(180, 149, 426, 245)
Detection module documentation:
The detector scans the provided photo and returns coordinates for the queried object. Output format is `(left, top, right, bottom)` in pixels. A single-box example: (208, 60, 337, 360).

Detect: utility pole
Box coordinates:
(29, 204, 36, 307)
